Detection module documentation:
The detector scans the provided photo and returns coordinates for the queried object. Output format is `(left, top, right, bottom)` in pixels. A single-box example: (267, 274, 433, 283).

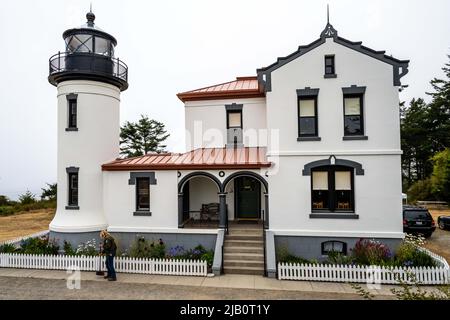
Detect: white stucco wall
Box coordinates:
(184, 98, 267, 150)
(267, 154, 403, 238)
(50, 80, 120, 233)
(266, 37, 401, 154)
(103, 170, 179, 232)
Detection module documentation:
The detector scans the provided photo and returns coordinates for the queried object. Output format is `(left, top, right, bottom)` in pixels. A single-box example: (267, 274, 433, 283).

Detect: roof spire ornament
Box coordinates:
(86, 3, 95, 27)
(320, 4, 338, 39)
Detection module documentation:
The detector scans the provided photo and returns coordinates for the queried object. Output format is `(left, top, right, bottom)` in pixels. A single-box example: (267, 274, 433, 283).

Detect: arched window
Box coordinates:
(321, 241, 347, 255)
(311, 165, 354, 212)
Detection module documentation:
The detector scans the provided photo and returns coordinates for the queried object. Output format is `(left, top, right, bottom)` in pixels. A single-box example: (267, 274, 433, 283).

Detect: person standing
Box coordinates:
(100, 230, 117, 281)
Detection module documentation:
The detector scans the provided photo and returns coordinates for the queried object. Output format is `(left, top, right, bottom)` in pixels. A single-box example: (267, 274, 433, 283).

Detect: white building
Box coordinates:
(48, 11, 409, 277)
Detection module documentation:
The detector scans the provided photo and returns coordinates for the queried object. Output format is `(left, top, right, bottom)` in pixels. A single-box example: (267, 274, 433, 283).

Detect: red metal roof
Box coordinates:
(177, 76, 265, 102)
(102, 147, 271, 171)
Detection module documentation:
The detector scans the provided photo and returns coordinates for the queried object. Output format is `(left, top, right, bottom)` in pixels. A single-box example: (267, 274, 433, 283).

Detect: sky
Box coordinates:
(0, 0, 449, 200)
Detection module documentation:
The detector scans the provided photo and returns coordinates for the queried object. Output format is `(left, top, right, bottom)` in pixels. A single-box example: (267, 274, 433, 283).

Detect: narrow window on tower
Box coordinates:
(66, 167, 79, 210)
(66, 94, 78, 131)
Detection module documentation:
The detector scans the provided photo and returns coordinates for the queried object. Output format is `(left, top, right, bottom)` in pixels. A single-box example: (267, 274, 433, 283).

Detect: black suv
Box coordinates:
(403, 205, 436, 238)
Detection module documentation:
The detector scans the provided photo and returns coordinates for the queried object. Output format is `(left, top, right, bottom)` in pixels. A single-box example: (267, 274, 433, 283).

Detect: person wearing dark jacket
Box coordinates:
(100, 230, 117, 281)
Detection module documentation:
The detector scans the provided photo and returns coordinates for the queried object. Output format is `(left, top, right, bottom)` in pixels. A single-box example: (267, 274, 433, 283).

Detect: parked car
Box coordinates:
(403, 205, 436, 238)
(437, 215, 450, 230)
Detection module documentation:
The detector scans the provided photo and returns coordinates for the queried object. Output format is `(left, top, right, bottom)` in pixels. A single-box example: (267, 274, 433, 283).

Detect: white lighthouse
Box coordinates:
(48, 10, 128, 244)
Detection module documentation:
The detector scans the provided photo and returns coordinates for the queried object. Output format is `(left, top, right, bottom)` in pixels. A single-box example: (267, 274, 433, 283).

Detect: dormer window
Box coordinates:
(225, 103, 243, 146)
(66, 94, 78, 131)
(324, 55, 336, 78)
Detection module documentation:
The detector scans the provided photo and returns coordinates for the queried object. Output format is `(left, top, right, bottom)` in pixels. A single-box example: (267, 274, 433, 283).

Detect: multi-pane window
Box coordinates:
(226, 110, 243, 145)
(324, 55, 335, 75)
(321, 241, 347, 255)
(298, 97, 318, 137)
(68, 99, 77, 129)
(311, 166, 354, 212)
(136, 177, 150, 211)
(68, 172, 78, 206)
(344, 95, 364, 136)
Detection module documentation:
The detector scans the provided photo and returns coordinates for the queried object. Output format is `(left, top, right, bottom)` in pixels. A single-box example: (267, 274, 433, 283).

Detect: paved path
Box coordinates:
(0, 268, 401, 300)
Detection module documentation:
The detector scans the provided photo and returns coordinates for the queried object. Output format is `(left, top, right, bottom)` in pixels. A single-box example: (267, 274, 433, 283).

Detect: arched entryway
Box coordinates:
(178, 172, 223, 228)
(223, 171, 269, 229)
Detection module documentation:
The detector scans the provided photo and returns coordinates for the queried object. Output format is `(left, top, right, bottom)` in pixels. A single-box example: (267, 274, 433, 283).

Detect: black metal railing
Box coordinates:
(49, 51, 128, 82)
(262, 209, 267, 277)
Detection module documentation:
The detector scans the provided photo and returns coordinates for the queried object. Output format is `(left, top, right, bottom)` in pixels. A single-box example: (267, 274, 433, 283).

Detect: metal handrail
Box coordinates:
(262, 209, 267, 277)
(48, 51, 128, 82)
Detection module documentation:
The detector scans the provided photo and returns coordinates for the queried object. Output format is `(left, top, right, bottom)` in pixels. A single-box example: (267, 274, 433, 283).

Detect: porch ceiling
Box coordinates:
(102, 147, 271, 171)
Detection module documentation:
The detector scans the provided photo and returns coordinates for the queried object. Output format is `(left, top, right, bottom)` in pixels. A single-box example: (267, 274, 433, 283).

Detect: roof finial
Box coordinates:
(327, 4, 329, 24)
(86, 3, 95, 27)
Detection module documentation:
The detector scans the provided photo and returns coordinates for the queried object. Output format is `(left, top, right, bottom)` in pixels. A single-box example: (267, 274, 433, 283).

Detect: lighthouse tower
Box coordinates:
(48, 10, 128, 243)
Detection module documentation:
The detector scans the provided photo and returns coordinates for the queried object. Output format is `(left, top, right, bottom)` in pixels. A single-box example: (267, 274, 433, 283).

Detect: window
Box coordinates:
(298, 97, 318, 137)
(311, 166, 354, 212)
(343, 94, 364, 136)
(321, 241, 347, 255)
(66, 94, 78, 131)
(324, 55, 335, 76)
(226, 109, 243, 145)
(68, 172, 78, 207)
(68, 99, 77, 129)
(136, 177, 150, 212)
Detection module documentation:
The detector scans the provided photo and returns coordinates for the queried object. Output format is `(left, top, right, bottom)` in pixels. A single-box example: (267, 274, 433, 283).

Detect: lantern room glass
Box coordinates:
(65, 34, 114, 57)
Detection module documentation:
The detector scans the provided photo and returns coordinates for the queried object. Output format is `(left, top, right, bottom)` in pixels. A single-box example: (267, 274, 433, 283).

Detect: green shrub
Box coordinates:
(19, 236, 59, 255)
(276, 245, 315, 264)
(18, 191, 36, 205)
(63, 241, 76, 256)
(407, 178, 435, 202)
(0, 243, 17, 253)
(394, 235, 437, 267)
(201, 251, 214, 268)
(0, 195, 11, 206)
(129, 237, 166, 259)
(0, 206, 16, 216)
(325, 251, 354, 265)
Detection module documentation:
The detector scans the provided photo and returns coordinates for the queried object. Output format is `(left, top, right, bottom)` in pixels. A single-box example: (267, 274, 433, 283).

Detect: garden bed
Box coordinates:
(277, 237, 449, 285)
(0, 234, 212, 277)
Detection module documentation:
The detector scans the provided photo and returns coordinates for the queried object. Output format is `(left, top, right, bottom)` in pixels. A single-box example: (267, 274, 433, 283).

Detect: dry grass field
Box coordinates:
(424, 209, 450, 263)
(0, 209, 55, 242)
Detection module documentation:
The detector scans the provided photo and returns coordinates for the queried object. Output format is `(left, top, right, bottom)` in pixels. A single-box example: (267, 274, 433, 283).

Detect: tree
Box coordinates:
(430, 148, 450, 201)
(19, 191, 36, 205)
(41, 183, 57, 201)
(0, 195, 10, 206)
(401, 55, 450, 189)
(120, 115, 170, 158)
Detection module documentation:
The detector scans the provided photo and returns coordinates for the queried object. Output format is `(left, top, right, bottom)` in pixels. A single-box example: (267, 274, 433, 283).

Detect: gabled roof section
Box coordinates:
(257, 22, 409, 91)
(102, 147, 271, 171)
(177, 76, 265, 102)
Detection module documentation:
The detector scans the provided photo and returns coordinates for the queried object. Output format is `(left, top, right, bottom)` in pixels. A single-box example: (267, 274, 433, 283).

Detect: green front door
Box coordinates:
(235, 177, 260, 219)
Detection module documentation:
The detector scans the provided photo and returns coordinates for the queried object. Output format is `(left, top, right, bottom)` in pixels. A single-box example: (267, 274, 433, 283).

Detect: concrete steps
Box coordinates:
(222, 226, 265, 276)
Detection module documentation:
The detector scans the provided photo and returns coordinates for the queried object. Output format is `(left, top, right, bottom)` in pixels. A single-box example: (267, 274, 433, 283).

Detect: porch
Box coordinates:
(177, 170, 269, 230)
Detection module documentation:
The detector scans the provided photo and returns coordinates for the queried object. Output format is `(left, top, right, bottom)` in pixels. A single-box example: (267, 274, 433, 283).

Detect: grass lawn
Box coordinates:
(0, 209, 55, 242)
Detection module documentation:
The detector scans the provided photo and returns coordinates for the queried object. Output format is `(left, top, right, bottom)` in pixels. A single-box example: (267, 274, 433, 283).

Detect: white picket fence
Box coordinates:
(0, 253, 208, 277)
(278, 248, 449, 285)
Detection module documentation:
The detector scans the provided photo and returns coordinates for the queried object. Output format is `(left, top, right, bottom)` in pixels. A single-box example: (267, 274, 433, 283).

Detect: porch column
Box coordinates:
(264, 192, 269, 229)
(218, 193, 227, 229)
(178, 193, 184, 228)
